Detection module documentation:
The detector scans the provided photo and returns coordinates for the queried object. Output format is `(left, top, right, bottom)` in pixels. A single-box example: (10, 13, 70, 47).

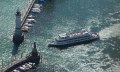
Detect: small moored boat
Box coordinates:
(24, 23, 33, 27)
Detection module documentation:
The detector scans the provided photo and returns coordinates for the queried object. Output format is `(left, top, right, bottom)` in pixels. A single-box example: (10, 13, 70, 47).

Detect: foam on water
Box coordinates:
(0, 0, 120, 72)
(99, 23, 120, 40)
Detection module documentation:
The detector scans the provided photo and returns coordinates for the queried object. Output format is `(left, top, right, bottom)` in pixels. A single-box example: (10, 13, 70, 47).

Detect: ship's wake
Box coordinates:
(99, 23, 120, 40)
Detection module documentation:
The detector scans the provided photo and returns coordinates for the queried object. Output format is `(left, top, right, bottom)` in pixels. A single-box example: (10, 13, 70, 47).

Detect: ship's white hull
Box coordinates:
(48, 37, 99, 47)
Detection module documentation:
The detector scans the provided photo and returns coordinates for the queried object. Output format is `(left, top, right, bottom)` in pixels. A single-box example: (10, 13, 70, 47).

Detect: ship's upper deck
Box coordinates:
(57, 29, 92, 40)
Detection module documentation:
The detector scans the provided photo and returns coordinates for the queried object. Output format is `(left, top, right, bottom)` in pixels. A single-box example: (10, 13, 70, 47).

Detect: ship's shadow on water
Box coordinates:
(52, 40, 99, 50)
(12, 44, 20, 56)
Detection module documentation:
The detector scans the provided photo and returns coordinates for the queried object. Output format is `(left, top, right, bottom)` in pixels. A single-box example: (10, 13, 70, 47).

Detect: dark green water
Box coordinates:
(0, 0, 120, 72)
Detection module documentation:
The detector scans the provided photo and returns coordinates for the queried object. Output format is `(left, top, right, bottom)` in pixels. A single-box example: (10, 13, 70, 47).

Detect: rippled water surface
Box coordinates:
(0, 0, 120, 72)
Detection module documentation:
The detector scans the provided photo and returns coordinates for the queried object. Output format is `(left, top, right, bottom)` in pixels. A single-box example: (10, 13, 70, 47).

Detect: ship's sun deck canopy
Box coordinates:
(58, 33, 68, 38)
(56, 29, 92, 40)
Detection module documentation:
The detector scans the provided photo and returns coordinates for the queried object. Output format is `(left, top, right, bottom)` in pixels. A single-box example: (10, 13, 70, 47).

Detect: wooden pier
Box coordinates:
(21, 0, 36, 28)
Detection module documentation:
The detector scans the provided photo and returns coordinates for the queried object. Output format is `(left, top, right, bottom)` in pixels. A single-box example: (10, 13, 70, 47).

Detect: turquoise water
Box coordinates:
(0, 0, 26, 63)
(0, 0, 120, 72)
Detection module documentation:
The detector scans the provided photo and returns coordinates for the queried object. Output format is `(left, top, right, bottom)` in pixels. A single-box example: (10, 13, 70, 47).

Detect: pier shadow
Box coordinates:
(12, 44, 20, 56)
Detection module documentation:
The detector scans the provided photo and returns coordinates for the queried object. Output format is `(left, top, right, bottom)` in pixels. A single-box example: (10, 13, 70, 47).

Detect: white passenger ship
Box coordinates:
(48, 29, 99, 47)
